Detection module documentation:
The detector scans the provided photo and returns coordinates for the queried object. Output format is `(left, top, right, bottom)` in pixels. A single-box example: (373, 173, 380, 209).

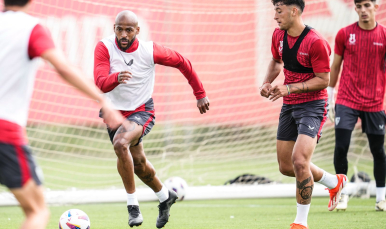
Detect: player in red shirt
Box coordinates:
(0, 1, 123, 229)
(328, 0, 386, 211)
(260, 1, 347, 228)
(94, 11, 209, 228)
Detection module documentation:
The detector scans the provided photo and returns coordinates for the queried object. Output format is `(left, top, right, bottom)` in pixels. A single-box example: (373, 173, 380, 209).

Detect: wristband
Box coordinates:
(286, 85, 291, 95)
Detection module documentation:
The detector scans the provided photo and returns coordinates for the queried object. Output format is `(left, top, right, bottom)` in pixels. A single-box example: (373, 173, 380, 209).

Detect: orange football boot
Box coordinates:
(290, 223, 308, 229)
(327, 174, 348, 211)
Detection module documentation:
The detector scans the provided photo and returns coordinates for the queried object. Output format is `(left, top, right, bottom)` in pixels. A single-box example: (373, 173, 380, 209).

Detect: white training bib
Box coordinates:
(101, 35, 155, 111)
(0, 11, 40, 127)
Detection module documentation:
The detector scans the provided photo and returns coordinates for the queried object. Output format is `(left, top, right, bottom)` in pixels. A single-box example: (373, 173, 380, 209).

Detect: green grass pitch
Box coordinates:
(1, 197, 385, 229)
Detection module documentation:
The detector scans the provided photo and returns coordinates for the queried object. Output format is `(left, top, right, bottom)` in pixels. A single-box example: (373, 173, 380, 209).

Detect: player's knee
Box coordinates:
(134, 160, 146, 176)
(292, 158, 308, 174)
(279, 164, 293, 176)
(113, 139, 130, 157)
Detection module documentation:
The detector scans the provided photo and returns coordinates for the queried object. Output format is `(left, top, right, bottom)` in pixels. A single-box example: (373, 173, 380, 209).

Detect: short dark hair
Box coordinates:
(271, 0, 305, 12)
(4, 0, 30, 6)
(354, 0, 376, 3)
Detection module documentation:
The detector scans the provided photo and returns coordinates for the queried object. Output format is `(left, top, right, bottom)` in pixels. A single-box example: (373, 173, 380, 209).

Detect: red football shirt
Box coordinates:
(335, 22, 386, 112)
(271, 28, 331, 104)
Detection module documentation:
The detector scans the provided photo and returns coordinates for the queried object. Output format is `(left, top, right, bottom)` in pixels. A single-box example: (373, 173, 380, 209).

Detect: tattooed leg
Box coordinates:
(132, 143, 163, 192)
(296, 176, 314, 204)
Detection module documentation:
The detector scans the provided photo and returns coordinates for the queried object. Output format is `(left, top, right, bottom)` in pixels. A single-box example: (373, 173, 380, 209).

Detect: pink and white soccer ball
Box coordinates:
(59, 209, 90, 229)
(164, 176, 188, 201)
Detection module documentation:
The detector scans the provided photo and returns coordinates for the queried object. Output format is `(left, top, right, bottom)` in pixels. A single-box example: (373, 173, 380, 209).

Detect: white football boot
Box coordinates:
(336, 193, 348, 211)
(375, 200, 386, 211)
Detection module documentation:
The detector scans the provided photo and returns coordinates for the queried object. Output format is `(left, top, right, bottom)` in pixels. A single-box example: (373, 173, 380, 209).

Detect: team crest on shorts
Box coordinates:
(335, 117, 340, 125)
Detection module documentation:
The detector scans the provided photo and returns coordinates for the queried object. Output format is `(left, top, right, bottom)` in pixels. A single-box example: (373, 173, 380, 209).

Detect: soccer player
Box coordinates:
(260, 1, 347, 228)
(328, 0, 386, 211)
(94, 10, 209, 228)
(0, 0, 123, 229)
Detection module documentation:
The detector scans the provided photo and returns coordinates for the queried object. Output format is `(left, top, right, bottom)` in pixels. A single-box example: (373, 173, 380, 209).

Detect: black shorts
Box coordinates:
(106, 99, 155, 146)
(0, 143, 42, 189)
(335, 104, 386, 135)
(277, 99, 328, 142)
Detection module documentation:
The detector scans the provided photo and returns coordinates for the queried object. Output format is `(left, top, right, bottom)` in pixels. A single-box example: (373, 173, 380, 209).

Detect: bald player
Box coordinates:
(0, 0, 123, 229)
(94, 10, 209, 228)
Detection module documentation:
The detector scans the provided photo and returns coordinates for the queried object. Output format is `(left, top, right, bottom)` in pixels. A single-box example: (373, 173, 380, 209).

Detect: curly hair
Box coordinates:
(271, 0, 305, 12)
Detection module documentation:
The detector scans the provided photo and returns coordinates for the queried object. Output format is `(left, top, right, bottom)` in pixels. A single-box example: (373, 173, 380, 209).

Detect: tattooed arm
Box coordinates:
(288, 72, 329, 94)
(269, 72, 329, 102)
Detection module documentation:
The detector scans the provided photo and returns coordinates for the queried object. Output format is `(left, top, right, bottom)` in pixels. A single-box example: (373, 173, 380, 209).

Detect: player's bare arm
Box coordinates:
(329, 54, 343, 88)
(269, 72, 329, 102)
(260, 58, 283, 98)
(41, 49, 123, 129)
(197, 96, 210, 114)
(326, 54, 343, 122)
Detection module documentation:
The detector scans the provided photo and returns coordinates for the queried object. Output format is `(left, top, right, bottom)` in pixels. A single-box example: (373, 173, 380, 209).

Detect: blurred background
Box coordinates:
(0, 0, 384, 196)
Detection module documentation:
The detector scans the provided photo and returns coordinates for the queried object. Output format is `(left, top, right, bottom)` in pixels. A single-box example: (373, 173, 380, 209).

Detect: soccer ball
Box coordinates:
(59, 209, 90, 229)
(164, 176, 188, 201)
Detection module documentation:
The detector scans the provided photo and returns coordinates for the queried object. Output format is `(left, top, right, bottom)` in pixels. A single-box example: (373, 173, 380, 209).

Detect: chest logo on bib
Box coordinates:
(126, 59, 134, 66)
(349, 34, 356, 45)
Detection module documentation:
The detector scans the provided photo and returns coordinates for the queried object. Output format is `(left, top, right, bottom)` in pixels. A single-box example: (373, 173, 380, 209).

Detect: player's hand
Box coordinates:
(259, 83, 272, 98)
(197, 96, 210, 114)
(118, 70, 132, 84)
(269, 85, 288, 102)
(100, 101, 124, 130)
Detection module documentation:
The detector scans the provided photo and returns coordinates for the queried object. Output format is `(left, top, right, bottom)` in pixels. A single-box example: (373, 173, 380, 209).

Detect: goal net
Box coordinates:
(0, 0, 384, 204)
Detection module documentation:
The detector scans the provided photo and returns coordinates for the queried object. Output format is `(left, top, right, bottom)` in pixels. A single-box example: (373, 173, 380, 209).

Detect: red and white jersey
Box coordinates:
(0, 11, 55, 145)
(271, 28, 331, 104)
(335, 22, 386, 112)
(94, 36, 206, 113)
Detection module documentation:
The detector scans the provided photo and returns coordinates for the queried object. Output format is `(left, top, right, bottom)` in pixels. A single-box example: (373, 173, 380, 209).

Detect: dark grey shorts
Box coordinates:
(335, 104, 386, 135)
(0, 143, 42, 189)
(277, 99, 328, 142)
(106, 98, 155, 146)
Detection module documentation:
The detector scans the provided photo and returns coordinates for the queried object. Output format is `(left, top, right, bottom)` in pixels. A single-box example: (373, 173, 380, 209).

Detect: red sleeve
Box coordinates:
(334, 28, 346, 56)
(310, 39, 331, 73)
(271, 30, 281, 60)
(94, 42, 120, 93)
(28, 24, 55, 59)
(153, 42, 206, 100)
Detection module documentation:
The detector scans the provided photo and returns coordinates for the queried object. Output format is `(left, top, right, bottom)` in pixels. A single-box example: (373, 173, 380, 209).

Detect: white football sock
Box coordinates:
(376, 187, 386, 202)
(341, 186, 348, 195)
(294, 203, 310, 227)
(316, 170, 338, 189)
(155, 185, 169, 203)
(127, 192, 139, 206)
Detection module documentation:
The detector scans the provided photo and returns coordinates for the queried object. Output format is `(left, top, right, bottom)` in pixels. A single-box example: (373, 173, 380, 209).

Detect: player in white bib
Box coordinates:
(94, 11, 210, 228)
(0, 1, 123, 228)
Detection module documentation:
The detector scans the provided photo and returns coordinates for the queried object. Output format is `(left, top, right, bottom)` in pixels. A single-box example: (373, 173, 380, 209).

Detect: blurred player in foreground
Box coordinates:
(260, 0, 347, 228)
(328, 0, 386, 211)
(0, 0, 124, 228)
(94, 10, 209, 228)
